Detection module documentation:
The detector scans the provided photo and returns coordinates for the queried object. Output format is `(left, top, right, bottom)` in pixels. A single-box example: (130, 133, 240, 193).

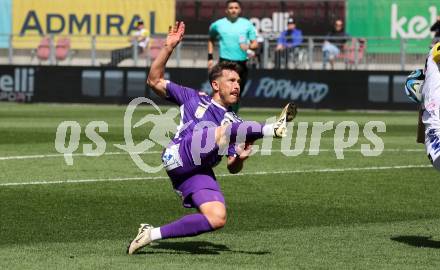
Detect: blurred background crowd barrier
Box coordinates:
(0, 0, 437, 71)
(0, 33, 431, 71)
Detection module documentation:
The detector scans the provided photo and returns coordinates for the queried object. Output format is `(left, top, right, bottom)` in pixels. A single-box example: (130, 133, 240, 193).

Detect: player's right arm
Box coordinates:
(147, 21, 185, 98)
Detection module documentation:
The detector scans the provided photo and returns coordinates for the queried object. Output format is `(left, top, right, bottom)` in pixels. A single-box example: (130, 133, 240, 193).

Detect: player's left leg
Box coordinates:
(127, 208, 217, 255)
(426, 129, 440, 171)
(216, 102, 297, 148)
(422, 44, 440, 171)
(127, 173, 226, 255)
(157, 190, 227, 239)
(185, 102, 297, 168)
(433, 156, 440, 171)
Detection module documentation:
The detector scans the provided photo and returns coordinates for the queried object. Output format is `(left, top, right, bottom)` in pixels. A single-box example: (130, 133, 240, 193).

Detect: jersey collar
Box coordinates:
(211, 98, 227, 111)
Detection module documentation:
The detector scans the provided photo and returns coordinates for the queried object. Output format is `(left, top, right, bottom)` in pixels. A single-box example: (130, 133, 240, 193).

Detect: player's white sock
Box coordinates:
(262, 124, 275, 137)
(150, 227, 162, 241)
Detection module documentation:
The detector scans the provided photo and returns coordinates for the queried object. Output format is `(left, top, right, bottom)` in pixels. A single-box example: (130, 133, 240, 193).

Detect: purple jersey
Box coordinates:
(166, 81, 242, 142)
(162, 81, 243, 174)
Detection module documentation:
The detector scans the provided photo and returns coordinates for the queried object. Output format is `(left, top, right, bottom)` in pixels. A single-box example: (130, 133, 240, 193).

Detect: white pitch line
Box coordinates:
(0, 164, 431, 187)
(0, 175, 169, 186)
(0, 151, 162, 161)
(0, 149, 425, 161)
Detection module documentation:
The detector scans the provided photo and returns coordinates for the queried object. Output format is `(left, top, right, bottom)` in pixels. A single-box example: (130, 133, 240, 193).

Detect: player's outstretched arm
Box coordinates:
(147, 21, 185, 98)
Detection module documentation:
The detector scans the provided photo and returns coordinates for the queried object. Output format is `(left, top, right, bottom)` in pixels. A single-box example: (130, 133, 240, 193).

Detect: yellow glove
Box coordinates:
(432, 42, 440, 63)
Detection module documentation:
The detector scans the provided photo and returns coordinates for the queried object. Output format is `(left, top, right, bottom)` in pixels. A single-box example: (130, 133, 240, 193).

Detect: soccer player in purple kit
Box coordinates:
(127, 21, 297, 255)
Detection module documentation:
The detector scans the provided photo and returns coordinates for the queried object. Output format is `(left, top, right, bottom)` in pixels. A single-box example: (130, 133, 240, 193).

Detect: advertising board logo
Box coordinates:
(250, 12, 290, 35)
(20, 12, 151, 35)
(254, 77, 329, 103)
(54, 97, 387, 172)
(12, 0, 175, 49)
(391, 3, 437, 39)
(114, 97, 181, 173)
(0, 68, 34, 102)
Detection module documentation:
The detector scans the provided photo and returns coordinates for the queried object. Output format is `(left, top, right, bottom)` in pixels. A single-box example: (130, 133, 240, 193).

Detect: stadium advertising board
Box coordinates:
(0, 65, 416, 111)
(190, 69, 416, 110)
(347, 0, 437, 53)
(0, 0, 12, 48)
(12, 0, 174, 49)
(0, 66, 35, 102)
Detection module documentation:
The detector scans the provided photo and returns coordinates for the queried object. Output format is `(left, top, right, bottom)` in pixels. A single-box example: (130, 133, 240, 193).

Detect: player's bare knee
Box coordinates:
(200, 203, 227, 230)
(205, 212, 227, 230)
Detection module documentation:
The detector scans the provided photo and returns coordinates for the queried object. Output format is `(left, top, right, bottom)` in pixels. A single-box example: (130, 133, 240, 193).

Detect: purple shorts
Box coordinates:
(162, 127, 236, 180)
(168, 169, 225, 208)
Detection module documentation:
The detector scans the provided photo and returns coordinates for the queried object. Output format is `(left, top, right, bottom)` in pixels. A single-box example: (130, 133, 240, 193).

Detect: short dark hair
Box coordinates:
(226, 0, 242, 8)
(208, 61, 241, 83)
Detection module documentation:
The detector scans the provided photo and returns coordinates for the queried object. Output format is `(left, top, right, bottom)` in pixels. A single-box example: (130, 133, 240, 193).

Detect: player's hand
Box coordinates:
(166, 21, 185, 49)
(235, 140, 255, 160)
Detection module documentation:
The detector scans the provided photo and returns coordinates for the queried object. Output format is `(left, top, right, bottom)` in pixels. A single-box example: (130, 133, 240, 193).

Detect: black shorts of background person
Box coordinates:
(108, 46, 144, 67)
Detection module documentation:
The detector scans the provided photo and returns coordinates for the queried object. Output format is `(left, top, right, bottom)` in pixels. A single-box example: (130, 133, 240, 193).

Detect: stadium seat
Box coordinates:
(247, 2, 265, 17)
(178, 1, 196, 19)
(30, 36, 51, 63)
(284, 2, 300, 11)
(338, 38, 367, 69)
(264, 2, 281, 16)
(55, 37, 76, 64)
(199, 2, 216, 19)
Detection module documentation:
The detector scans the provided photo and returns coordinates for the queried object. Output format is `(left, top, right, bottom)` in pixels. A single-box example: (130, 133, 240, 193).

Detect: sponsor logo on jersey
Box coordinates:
(194, 103, 208, 119)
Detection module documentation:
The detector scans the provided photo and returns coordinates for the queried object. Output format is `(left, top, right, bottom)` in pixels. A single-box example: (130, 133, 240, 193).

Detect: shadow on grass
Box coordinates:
(137, 241, 271, 255)
(391, 235, 440, 249)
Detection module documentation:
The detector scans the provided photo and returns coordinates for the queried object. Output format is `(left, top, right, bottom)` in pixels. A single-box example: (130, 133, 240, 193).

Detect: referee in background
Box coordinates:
(208, 0, 258, 113)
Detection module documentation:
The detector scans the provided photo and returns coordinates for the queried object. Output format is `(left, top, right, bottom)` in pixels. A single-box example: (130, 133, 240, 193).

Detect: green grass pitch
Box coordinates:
(1, 103, 440, 269)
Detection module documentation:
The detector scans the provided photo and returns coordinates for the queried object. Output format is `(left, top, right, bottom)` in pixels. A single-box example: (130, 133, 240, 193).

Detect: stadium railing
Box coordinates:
(0, 33, 431, 71)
